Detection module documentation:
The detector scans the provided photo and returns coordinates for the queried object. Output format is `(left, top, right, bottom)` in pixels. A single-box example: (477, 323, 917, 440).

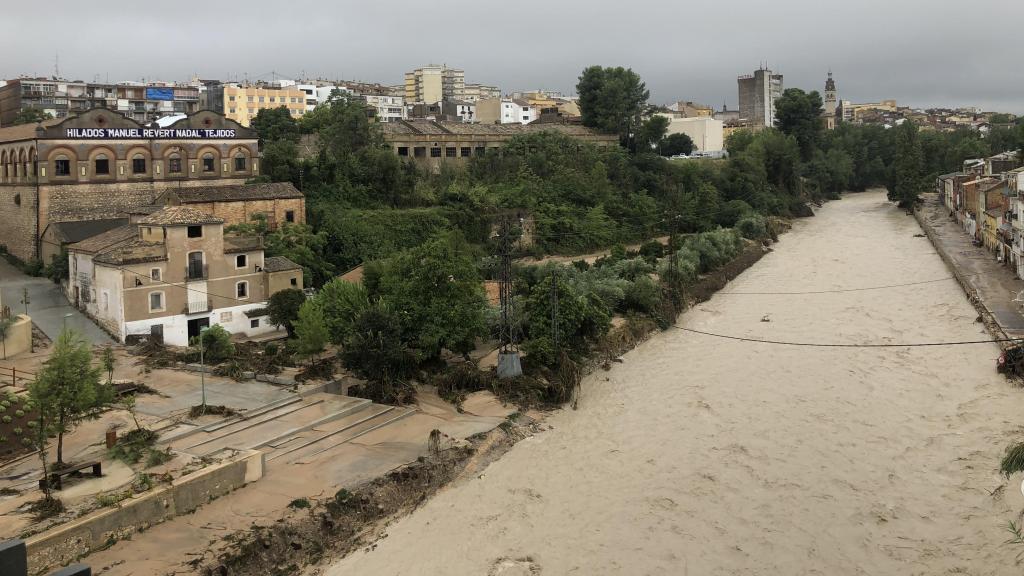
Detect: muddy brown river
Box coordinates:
(326, 190, 1024, 575)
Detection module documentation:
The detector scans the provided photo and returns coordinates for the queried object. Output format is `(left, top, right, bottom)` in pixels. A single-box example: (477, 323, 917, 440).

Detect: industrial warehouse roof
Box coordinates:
(67, 225, 137, 254)
(45, 218, 129, 244)
(137, 206, 224, 226)
(381, 119, 613, 138)
(156, 182, 304, 204)
(0, 118, 61, 143)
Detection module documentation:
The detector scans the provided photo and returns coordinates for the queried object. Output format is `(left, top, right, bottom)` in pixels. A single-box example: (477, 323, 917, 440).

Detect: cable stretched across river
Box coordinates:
(719, 273, 983, 295)
(672, 326, 1020, 348)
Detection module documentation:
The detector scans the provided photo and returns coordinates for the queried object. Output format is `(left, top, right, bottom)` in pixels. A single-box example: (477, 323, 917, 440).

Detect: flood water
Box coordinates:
(326, 191, 1024, 575)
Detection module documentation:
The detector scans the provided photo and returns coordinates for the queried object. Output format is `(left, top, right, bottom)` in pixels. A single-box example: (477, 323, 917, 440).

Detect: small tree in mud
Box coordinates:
(341, 302, 417, 404)
(29, 329, 111, 466)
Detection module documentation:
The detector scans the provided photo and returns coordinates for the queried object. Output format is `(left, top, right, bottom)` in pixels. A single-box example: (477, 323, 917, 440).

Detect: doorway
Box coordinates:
(187, 317, 209, 341)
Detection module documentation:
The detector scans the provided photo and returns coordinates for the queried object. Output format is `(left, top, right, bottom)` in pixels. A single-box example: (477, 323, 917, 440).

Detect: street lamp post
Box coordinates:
(62, 313, 73, 331)
(198, 326, 209, 414)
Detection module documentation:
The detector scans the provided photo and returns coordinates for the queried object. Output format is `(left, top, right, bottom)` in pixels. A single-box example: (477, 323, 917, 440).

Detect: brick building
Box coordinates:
(0, 108, 265, 263)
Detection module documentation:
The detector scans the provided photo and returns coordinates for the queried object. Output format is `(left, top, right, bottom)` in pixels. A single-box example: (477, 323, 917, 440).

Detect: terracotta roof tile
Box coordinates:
(137, 206, 223, 226)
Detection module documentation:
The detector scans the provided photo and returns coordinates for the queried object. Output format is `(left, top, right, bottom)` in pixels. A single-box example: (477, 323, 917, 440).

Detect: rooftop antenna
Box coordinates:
(54, 52, 59, 79)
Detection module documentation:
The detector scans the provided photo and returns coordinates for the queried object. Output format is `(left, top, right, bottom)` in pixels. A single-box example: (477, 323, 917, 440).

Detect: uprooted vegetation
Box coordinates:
(199, 422, 534, 576)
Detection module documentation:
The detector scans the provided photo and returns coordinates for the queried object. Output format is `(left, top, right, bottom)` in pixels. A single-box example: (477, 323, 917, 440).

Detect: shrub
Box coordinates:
(736, 214, 770, 241)
(267, 288, 307, 337)
(638, 240, 665, 262)
(315, 279, 370, 345)
(190, 325, 235, 365)
(658, 247, 701, 287)
(623, 276, 662, 315)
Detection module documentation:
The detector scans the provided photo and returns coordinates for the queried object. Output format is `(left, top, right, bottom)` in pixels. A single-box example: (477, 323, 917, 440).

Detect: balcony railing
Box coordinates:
(184, 299, 212, 315)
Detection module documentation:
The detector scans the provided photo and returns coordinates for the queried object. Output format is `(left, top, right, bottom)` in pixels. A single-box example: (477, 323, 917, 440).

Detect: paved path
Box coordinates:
(916, 192, 1024, 336)
(0, 257, 114, 345)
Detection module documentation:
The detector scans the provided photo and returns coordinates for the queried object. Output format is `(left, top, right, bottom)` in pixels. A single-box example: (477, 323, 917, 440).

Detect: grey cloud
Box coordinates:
(1, 0, 1021, 112)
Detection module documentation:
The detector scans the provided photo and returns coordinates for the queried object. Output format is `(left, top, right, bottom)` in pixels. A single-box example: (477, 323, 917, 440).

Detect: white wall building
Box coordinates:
(658, 115, 725, 153)
(365, 93, 407, 122)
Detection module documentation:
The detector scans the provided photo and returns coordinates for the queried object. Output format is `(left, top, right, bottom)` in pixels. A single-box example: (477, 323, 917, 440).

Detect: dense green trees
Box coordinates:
(267, 288, 307, 337)
(774, 88, 825, 160)
(887, 121, 926, 207)
(576, 66, 650, 146)
(660, 133, 695, 156)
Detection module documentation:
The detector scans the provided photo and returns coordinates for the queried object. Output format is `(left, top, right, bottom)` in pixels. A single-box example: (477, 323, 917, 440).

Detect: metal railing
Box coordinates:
(185, 264, 209, 282)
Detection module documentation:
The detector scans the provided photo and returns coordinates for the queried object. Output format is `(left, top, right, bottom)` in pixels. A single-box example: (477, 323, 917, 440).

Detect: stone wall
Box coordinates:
(0, 186, 38, 262)
(183, 198, 306, 227)
(25, 450, 264, 575)
(1, 315, 32, 359)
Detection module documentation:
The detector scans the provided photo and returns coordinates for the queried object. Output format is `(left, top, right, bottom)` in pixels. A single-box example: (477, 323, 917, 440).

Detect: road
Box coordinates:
(325, 190, 1024, 575)
(0, 256, 114, 346)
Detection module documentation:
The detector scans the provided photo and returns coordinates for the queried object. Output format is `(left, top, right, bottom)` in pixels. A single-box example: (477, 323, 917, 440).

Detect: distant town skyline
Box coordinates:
(2, 0, 1022, 114)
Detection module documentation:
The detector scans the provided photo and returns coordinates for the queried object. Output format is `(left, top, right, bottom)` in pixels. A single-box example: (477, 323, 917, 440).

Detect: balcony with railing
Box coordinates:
(184, 298, 212, 315)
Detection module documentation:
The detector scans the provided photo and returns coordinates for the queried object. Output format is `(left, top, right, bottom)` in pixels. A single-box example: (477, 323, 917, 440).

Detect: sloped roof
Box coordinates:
(160, 182, 303, 204)
(263, 256, 302, 273)
(0, 118, 61, 144)
(46, 218, 129, 244)
(67, 225, 137, 254)
(137, 206, 223, 226)
(93, 239, 167, 266)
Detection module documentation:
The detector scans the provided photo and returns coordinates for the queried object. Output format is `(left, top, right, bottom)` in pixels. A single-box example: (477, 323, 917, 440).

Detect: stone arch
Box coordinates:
(28, 146, 36, 177)
(228, 145, 252, 173)
(125, 145, 152, 177)
(0, 149, 8, 183)
(17, 148, 27, 179)
(195, 145, 221, 177)
(47, 146, 78, 180)
(87, 146, 116, 179)
(163, 145, 186, 177)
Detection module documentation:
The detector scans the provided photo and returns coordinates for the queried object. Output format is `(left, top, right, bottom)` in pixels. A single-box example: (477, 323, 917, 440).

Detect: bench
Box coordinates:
(38, 461, 102, 491)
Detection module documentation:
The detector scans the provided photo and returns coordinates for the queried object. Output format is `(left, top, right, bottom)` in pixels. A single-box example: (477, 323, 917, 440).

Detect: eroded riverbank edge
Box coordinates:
(196, 238, 777, 576)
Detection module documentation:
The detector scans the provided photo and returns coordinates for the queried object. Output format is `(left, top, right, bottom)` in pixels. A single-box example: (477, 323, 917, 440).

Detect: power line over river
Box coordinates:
(327, 190, 1024, 575)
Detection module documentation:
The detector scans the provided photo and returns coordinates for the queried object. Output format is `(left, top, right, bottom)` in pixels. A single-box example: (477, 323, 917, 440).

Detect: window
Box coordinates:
(234, 154, 247, 171)
(414, 147, 426, 158)
(229, 107, 236, 114)
(290, 277, 298, 287)
(202, 153, 215, 172)
(187, 251, 204, 279)
(236, 254, 247, 268)
(445, 147, 456, 158)
(522, 116, 529, 121)
(187, 225, 202, 238)
(460, 147, 471, 157)
(149, 291, 164, 312)
(54, 156, 71, 176)
(258, 96, 264, 103)
(269, 97, 275, 103)
(285, 210, 295, 223)
(250, 319, 260, 329)
(220, 311, 233, 323)
(430, 147, 442, 158)
(132, 154, 146, 174)
(150, 268, 161, 281)
(94, 154, 109, 175)
(397, 147, 409, 157)
(168, 155, 182, 174)
(247, 96, 254, 102)
(236, 281, 248, 299)
(229, 95, 235, 102)
(474, 147, 486, 156)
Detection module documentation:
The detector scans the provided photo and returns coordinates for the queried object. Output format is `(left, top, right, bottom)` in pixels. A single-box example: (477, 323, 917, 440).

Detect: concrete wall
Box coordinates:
(25, 450, 264, 575)
(1, 315, 32, 359)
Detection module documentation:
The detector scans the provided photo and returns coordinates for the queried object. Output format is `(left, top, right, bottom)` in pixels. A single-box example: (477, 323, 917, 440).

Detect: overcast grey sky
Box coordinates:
(2, 0, 1021, 113)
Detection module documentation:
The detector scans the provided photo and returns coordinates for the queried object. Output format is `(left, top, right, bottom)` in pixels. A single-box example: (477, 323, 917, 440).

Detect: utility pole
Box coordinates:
(198, 326, 209, 415)
(496, 215, 522, 379)
(549, 269, 559, 353)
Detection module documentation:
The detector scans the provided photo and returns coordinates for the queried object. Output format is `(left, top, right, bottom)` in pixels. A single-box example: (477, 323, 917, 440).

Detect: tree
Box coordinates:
(265, 223, 333, 287)
(267, 288, 307, 337)
(576, 66, 650, 146)
(774, 88, 825, 160)
(251, 106, 301, 147)
(260, 140, 300, 184)
(341, 302, 416, 404)
(294, 299, 328, 362)
(635, 115, 669, 153)
(887, 120, 925, 207)
(13, 108, 53, 126)
(304, 92, 381, 159)
(28, 329, 110, 465)
(0, 316, 12, 360)
(371, 232, 488, 358)
(100, 345, 115, 385)
(522, 273, 611, 366)
(315, 279, 370, 344)
(660, 133, 695, 156)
